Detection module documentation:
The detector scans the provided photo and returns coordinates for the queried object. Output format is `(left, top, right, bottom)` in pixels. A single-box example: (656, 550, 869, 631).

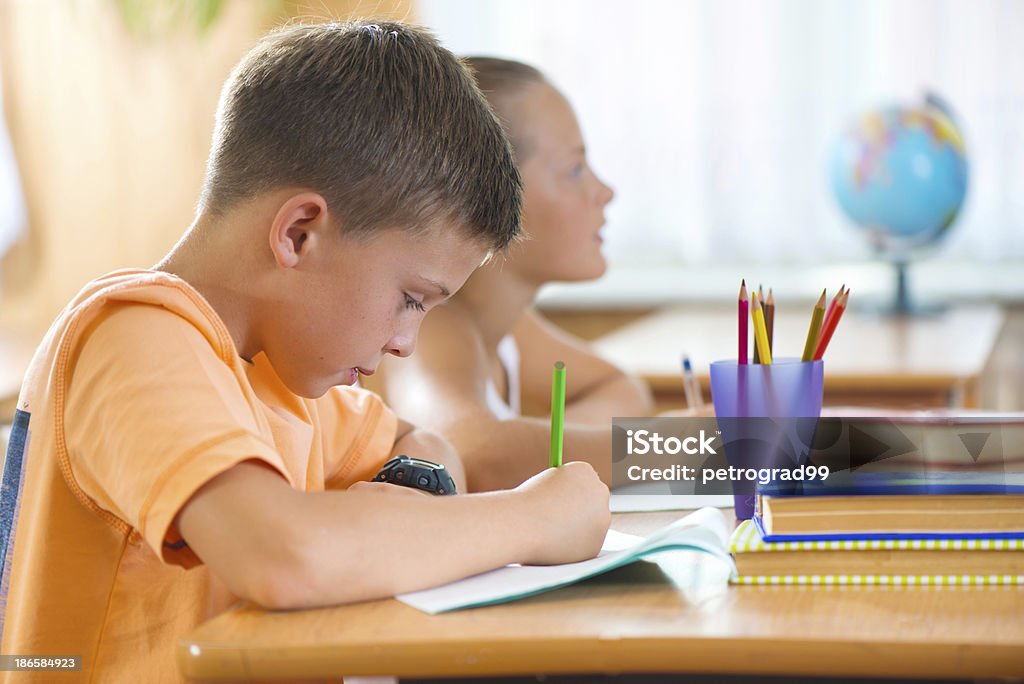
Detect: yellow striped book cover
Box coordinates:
(729, 519, 1024, 585)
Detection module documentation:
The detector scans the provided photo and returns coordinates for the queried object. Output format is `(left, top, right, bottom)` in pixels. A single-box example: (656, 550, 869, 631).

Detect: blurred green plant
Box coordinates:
(113, 0, 285, 39)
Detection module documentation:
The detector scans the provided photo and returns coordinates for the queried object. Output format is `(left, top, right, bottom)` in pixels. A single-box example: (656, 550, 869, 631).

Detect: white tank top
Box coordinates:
(484, 335, 521, 419)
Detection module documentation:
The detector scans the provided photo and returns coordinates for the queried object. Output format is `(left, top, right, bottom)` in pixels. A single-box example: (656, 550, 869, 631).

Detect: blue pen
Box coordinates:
(681, 355, 704, 409)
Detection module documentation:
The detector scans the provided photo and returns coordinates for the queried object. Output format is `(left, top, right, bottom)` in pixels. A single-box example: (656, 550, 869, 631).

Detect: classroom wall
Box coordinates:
(0, 0, 413, 331)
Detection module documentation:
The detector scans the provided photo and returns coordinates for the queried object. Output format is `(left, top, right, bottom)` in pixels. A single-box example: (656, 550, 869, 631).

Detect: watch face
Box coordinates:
(403, 457, 442, 470)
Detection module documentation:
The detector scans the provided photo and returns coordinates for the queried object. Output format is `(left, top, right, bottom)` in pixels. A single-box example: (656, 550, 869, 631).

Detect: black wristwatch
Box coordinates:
(372, 455, 458, 495)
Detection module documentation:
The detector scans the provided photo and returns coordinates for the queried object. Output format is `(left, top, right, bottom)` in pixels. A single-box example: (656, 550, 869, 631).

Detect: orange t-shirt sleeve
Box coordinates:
(316, 386, 398, 488)
(64, 303, 290, 567)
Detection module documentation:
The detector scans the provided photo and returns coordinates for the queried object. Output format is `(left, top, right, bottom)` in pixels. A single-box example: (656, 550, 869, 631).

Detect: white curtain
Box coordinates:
(0, 66, 27, 269)
(418, 0, 1024, 272)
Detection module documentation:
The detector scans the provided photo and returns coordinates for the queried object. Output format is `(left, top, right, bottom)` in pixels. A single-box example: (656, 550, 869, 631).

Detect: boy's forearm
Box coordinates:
(290, 487, 535, 606)
(564, 374, 654, 425)
(178, 463, 539, 609)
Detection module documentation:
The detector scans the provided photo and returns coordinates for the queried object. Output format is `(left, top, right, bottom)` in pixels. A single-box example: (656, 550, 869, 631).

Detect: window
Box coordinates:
(420, 0, 1024, 303)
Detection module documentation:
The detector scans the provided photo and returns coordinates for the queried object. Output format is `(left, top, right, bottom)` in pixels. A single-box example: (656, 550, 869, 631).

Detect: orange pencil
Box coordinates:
(821, 284, 845, 334)
(813, 289, 849, 360)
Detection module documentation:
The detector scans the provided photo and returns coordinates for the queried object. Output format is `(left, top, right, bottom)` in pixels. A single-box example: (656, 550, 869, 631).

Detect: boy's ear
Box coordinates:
(268, 192, 331, 269)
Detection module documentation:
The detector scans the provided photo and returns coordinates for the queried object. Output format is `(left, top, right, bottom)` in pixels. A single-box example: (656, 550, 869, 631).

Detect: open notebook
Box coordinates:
(610, 482, 735, 512)
(397, 507, 736, 614)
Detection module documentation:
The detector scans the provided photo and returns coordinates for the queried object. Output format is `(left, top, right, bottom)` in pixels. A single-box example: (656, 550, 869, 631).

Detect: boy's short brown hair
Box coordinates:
(202, 21, 521, 251)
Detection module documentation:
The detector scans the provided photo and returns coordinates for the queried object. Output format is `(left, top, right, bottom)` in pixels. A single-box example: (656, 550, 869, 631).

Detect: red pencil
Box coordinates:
(821, 284, 845, 336)
(813, 289, 849, 360)
(738, 280, 748, 365)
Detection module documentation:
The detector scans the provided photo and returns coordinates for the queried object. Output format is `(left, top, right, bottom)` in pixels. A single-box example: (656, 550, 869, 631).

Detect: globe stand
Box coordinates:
(863, 256, 946, 317)
(892, 258, 912, 315)
(857, 227, 948, 317)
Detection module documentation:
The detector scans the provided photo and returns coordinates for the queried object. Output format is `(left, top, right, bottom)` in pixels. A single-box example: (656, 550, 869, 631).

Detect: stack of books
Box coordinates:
(730, 470, 1024, 586)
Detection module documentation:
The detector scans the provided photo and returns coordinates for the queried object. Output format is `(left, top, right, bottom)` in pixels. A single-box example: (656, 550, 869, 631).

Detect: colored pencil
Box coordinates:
(750, 291, 773, 365)
(549, 361, 566, 467)
(681, 355, 704, 409)
(738, 280, 749, 365)
(813, 289, 849, 360)
(821, 284, 845, 336)
(753, 285, 765, 363)
(765, 288, 775, 357)
(801, 289, 827, 362)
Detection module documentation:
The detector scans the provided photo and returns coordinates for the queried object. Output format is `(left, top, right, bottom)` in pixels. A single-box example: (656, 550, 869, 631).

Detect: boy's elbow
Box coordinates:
(235, 530, 320, 610)
(238, 523, 394, 610)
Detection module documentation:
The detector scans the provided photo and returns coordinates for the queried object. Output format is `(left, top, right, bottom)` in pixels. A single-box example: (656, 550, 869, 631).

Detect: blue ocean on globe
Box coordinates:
(830, 104, 968, 248)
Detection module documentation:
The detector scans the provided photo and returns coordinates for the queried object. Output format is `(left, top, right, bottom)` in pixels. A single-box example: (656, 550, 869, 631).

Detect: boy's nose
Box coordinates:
(385, 333, 416, 358)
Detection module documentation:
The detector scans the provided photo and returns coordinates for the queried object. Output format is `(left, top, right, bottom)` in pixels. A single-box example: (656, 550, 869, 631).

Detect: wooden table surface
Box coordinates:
(592, 304, 1006, 408)
(178, 510, 1024, 681)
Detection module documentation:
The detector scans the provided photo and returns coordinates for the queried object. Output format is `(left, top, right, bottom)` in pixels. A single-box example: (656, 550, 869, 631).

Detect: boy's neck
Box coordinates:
(454, 262, 539, 347)
(155, 211, 262, 363)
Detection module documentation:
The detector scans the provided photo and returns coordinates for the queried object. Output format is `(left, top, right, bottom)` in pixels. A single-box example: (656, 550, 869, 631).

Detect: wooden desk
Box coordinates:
(178, 511, 1024, 680)
(592, 304, 1006, 410)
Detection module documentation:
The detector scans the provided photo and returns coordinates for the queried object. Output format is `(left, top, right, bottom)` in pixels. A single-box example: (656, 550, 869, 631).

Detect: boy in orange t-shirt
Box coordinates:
(0, 21, 609, 681)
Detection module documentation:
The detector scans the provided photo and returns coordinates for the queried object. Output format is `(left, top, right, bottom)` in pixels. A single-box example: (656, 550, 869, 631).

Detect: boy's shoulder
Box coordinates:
(20, 269, 237, 409)
(62, 269, 208, 321)
(59, 268, 230, 351)
(67, 270, 249, 393)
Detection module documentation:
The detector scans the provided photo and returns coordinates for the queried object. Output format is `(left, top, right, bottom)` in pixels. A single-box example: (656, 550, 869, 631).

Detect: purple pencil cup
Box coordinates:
(709, 358, 825, 520)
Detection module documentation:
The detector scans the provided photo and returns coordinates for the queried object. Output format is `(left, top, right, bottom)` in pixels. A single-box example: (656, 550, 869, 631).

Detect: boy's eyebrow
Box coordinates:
(419, 277, 451, 298)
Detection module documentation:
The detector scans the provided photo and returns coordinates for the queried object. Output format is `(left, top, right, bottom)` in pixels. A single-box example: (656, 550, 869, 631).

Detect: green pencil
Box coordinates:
(549, 361, 566, 468)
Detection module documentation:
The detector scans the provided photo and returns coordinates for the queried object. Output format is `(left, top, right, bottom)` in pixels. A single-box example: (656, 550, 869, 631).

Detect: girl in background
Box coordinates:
(367, 58, 653, 490)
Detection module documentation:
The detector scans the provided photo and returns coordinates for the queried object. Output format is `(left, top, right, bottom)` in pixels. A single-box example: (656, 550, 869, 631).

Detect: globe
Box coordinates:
(829, 95, 969, 313)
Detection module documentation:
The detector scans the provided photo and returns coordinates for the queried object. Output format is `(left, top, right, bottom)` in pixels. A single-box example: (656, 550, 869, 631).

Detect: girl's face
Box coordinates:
(508, 83, 614, 284)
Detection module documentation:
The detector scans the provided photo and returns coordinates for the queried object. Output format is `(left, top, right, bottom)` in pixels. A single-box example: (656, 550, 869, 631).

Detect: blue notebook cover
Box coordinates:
(752, 514, 1024, 543)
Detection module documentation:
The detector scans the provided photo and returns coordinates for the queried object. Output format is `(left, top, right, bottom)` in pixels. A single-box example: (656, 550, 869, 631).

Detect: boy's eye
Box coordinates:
(404, 293, 426, 312)
(569, 162, 584, 178)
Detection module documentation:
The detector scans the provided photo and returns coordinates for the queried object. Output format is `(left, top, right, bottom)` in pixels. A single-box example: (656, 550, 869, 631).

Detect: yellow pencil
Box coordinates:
(750, 291, 772, 365)
(753, 285, 765, 364)
(801, 289, 827, 362)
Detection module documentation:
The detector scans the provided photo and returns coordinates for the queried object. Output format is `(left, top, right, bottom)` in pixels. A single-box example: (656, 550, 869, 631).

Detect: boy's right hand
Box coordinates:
(514, 461, 611, 566)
